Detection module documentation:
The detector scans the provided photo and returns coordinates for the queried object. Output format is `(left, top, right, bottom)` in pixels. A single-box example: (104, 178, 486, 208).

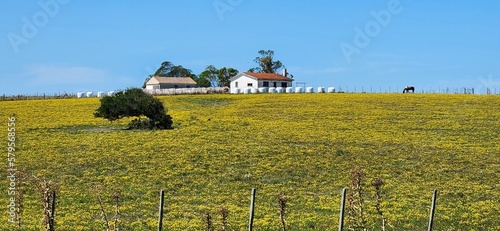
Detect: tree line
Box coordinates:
(142, 50, 293, 88)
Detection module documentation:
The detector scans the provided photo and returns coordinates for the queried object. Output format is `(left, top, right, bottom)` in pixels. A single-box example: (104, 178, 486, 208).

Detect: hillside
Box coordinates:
(1, 94, 499, 230)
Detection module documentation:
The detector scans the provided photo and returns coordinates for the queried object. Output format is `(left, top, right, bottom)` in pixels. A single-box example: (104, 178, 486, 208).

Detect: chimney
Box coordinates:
(282, 68, 287, 77)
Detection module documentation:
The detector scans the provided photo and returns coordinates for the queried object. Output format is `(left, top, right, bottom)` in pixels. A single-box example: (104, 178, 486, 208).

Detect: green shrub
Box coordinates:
(94, 88, 173, 129)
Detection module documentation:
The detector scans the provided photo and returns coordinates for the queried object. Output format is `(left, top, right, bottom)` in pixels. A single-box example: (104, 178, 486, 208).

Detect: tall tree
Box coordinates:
(248, 50, 284, 74)
(153, 61, 174, 76)
(199, 65, 219, 87)
(217, 67, 239, 87)
(199, 65, 239, 87)
(154, 61, 196, 78)
(193, 75, 212, 87)
(143, 61, 197, 88)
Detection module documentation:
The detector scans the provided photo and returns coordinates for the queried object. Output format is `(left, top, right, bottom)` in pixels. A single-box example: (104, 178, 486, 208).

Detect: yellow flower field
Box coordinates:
(1, 93, 499, 230)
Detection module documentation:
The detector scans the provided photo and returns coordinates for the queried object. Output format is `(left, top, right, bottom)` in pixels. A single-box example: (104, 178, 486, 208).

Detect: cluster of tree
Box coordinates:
(199, 65, 239, 87)
(143, 49, 292, 88)
(142, 61, 237, 88)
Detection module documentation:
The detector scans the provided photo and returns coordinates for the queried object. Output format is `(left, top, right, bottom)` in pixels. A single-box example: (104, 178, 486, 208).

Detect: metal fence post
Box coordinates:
(248, 188, 256, 231)
(428, 189, 438, 231)
(338, 188, 347, 231)
(158, 190, 165, 231)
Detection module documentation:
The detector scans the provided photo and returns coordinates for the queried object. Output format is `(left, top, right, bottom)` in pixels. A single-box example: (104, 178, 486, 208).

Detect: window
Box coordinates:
(263, 81, 269, 87)
(235, 82, 238, 88)
(247, 83, 253, 87)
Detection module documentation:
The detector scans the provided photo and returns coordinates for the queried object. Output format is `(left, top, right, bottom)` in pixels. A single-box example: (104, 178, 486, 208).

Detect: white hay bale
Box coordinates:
(86, 91, 93, 97)
(306, 87, 314, 93)
(97, 91, 105, 97)
(285, 87, 294, 93)
(328, 87, 336, 93)
(268, 87, 277, 93)
(107, 91, 116, 96)
(77, 92, 84, 98)
(251, 88, 258, 94)
(295, 87, 303, 93)
(232, 88, 241, 94)
(318, 87, 325, 93)
(258, 87, 267, 93)
(276, 87, 284, 93)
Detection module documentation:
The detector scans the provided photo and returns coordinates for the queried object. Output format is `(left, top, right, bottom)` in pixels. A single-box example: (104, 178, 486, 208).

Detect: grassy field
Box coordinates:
(1, 93, 499, 230)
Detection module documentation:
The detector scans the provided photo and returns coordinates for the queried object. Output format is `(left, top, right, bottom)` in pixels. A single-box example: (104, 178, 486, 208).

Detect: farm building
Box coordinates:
(229, 70, 294, 93)
(145, 76, 198, 89)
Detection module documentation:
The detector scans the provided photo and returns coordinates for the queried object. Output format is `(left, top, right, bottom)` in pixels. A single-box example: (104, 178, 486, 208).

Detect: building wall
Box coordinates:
(159, 83, 197, 89)
(230, 74, 293, 93)
(257, 80, 292, 88)
(146, 84, 160, 90)
(230, 75, 258, 90)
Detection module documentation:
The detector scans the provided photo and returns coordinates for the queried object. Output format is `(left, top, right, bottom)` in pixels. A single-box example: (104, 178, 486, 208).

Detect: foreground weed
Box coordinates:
(277, 192, 288, 231)
(204, 212, 214, 231)
(32, 177, 58, 231)
(347, 167, 367, 231)
(371, 177, 387, 231)
(219, 206, 230, 231)
(12, 170, 29, 231)
(91, 185, 121, 231)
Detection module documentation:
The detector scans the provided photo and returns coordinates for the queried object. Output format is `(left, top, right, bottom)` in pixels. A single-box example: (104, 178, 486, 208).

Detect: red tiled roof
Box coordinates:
(244, 72, 293, 81)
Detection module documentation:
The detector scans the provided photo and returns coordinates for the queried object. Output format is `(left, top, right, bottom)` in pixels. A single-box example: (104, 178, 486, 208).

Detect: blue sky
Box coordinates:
(1, 0, 500, 95)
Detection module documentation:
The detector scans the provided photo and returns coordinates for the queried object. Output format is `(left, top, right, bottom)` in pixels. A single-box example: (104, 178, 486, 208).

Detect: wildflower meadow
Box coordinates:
(1, 93, 499, 230)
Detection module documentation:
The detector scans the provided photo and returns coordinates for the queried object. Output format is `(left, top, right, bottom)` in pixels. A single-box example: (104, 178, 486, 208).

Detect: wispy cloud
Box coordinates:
(28, 65, 107, 85)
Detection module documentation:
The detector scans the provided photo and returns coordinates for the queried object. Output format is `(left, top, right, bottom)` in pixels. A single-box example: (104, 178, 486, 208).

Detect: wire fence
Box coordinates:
(1, 87, 498, 101)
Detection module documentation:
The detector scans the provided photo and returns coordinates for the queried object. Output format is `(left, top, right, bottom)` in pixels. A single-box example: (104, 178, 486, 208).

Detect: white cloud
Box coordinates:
(28, 65, 107, 85)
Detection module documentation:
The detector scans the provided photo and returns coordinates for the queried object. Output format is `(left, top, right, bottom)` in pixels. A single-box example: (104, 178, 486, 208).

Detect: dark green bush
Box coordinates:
(94, 88, 173, 129)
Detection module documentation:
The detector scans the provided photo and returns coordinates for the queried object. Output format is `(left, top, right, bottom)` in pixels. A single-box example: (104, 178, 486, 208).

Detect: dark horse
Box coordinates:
(403, 86, 415, 93)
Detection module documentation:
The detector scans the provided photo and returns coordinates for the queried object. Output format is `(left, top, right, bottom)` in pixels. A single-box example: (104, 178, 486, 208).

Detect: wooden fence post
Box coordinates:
(248, 188, 256, 231)
(49, 190, 56, 231)
(428, 189, 438, 231)
(158, 189, 165, 231)
(338, 188, 347, 231)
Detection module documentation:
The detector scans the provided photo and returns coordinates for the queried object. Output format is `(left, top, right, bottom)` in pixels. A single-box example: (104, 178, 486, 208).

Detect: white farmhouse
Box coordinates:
(229, 70, 293, 93)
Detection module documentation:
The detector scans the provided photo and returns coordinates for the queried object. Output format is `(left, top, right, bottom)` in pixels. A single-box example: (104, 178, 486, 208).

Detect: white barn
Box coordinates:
(229, 70, 293, 93)
(145, 76, 198, 89)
